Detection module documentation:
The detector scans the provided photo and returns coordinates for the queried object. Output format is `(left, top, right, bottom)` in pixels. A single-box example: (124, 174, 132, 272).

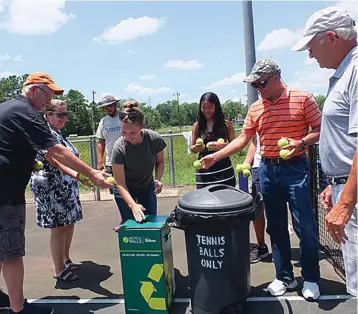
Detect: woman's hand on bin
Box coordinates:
(154, 180, 163, 194)
(132, 204, 146, 222)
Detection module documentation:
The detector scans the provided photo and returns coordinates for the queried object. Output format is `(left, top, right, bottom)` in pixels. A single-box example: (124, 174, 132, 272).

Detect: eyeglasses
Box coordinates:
(251, 74, 276, 89)
(118, 111, 141, 122)
(48, 111, 68, 118)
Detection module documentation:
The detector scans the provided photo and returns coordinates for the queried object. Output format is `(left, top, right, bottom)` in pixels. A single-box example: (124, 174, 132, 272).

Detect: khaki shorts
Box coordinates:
(0, 204, 26, 262)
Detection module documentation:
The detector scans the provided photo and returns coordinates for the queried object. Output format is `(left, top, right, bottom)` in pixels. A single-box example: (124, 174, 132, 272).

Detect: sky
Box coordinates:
(0, 0, 357, 106)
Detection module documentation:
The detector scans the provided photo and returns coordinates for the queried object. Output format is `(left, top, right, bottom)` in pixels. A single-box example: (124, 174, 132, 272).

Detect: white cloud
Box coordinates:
(163, 60, 204, 70)
(258, 28, 303, 52)
(124, 83, 170, 96)
(288, 60, 334, 95)
(93, 16, 165, 43)
(0, 0, 75, 35)
(140, 74, 155, 80)
(259, 2, 357, 52)
(0, 1, 5, 14)
(336, 1, 358, 19)
(202, 72, 246, 89)
(0, 53, 24, 62)
(0, 71, 17, 79)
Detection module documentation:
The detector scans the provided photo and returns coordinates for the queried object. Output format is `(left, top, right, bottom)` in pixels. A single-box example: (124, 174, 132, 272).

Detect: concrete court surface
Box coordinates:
(0, 197, 357, 314)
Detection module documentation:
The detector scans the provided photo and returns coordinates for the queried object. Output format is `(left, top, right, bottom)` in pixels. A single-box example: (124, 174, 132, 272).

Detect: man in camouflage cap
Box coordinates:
(243, 58, 281, 82)
(202, 57, 322, 300)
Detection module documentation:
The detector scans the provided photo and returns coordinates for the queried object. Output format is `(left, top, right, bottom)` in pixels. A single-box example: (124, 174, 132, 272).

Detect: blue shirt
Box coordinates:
(319, 46, 358, 177)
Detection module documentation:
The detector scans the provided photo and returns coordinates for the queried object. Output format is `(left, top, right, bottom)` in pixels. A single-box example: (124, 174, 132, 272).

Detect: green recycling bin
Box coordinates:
(118, 215, 176, 314)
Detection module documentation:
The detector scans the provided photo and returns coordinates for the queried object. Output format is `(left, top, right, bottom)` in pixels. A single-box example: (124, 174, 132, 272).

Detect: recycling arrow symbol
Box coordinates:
(140, 263, 168, 310)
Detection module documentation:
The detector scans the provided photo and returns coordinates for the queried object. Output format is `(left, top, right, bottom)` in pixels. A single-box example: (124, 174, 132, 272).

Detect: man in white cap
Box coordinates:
(96, 95, 122, 212)
(292, 6, 357, 296)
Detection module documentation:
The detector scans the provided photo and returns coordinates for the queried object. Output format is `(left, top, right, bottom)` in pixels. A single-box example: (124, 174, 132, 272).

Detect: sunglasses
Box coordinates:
(48, 111, 68, 118)
(251, 74, 276, 89)
(118, 111, 141, 122)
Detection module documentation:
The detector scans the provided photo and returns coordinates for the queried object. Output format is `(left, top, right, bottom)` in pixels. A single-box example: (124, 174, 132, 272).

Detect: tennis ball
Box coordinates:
(242, 169, 251, 177)
(242, 163, 251, 170)
(279, 149, 291, 159)
(278, 138, 289, 148)
(217, 138, 225, 143)
(235, 164, 244, 172)
(106, 176, 116, 184)
(193, 160, 202, 170)
(33, 160, 43, 170)
(196, 138, 204, 146)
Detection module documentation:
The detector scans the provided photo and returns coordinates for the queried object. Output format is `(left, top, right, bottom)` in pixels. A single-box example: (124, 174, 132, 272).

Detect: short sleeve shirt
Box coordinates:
(319, 47, 358, 177)
(95, 115, 121, 166)
(0, 95, 58, 205)
(111, 129, 167, 191)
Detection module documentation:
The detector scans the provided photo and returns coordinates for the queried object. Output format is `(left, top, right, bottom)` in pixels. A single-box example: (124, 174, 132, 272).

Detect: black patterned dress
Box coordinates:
(196, 131, 236, 189)
(30, 127, 83, 228)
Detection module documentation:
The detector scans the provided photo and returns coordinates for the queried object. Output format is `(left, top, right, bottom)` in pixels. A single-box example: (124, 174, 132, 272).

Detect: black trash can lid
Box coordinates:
(177, 184, 254, 216)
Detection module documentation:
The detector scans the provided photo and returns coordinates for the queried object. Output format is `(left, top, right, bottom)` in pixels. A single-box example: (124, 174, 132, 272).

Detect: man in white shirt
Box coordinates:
(96, 95, 122, 207)
(292, 6, 358, 296)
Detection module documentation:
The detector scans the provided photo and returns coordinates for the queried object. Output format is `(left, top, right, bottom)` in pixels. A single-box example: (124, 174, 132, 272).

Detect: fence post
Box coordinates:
(89, 136, 101, 201)
(168, 130, 176, 187)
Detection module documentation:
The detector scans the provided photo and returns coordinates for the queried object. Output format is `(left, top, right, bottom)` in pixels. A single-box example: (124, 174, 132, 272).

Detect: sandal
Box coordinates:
(64, 259, 80, 271)
(53, 268, 79, 282)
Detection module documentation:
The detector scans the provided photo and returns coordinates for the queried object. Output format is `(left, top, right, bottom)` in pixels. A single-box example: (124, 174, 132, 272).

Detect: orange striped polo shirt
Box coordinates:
(242, 86, 321, 158)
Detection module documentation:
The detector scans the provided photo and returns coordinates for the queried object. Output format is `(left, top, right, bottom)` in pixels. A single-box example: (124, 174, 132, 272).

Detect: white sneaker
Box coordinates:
(267, 279, 298, 296)
(302, 281, 320, 301)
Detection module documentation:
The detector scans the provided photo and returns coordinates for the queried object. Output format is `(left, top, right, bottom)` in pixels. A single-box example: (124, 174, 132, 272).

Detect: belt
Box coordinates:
(261, 155, 304, 166)
(327, 176, 349, 185)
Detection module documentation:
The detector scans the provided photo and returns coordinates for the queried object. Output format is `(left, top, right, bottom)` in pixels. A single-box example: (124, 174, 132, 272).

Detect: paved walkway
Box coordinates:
(0, 198, 356, 314)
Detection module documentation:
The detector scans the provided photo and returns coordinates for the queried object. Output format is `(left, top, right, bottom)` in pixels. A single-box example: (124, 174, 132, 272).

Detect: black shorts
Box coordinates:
(0, 204, 26, 262)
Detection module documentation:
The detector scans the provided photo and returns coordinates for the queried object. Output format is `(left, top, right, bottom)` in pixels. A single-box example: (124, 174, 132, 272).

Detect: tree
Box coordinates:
(314, 95, 326, 111)
(62, 89, 93, 136)
(0, 74, 29, 103)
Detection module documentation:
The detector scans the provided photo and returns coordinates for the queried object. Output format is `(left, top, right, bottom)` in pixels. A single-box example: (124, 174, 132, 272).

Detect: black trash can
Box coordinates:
(167, 184, 263, 314)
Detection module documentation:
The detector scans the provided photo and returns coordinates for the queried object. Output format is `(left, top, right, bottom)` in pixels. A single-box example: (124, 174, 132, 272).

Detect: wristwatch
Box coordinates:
(300, 139, 308, 149)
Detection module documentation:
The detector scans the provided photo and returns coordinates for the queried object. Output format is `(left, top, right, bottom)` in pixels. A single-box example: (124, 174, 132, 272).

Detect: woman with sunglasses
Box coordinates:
(111, 107, 166, 224)
(191, 92, 236, 189)
(30, 99, 90, 282)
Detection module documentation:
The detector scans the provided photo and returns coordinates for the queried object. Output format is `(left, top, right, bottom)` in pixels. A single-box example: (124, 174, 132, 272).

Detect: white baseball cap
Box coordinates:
(292, 6, 356, 51)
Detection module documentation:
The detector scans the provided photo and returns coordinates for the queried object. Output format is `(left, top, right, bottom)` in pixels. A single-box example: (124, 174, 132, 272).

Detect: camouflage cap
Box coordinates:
(243, 58, 281, 83)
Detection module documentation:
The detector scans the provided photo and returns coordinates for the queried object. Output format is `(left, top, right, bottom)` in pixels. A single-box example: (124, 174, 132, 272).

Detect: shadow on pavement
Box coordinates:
(54, 261, 122, 298)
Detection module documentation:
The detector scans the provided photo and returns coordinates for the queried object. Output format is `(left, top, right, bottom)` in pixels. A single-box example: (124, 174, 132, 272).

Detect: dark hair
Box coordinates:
(118, 107, 144, 125)
(196, 92, 229, 140)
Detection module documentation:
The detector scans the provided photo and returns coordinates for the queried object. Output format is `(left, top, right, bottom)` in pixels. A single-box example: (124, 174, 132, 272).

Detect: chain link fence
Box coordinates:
(309, 145, 345, 280)
(23, 134, 346, 280)
(25, 137, 102, 203)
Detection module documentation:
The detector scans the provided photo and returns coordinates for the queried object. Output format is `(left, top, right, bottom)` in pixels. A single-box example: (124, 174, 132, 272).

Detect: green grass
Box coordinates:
(69, 132, 248, 187)
(27, 130, 248, 196)
(160, 131, 248, 185)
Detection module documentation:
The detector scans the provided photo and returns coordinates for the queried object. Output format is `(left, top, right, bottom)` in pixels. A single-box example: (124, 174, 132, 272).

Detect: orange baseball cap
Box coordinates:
(24, 72, 64, 95)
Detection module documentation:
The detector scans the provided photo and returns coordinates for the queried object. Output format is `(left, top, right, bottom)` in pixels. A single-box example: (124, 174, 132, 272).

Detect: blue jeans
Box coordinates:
(258, 156, 320, 283)
(113, 181, 157, 223)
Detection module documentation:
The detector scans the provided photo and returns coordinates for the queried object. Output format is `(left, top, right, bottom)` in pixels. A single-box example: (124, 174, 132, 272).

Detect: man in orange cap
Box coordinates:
(0, 72, 113, 314)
